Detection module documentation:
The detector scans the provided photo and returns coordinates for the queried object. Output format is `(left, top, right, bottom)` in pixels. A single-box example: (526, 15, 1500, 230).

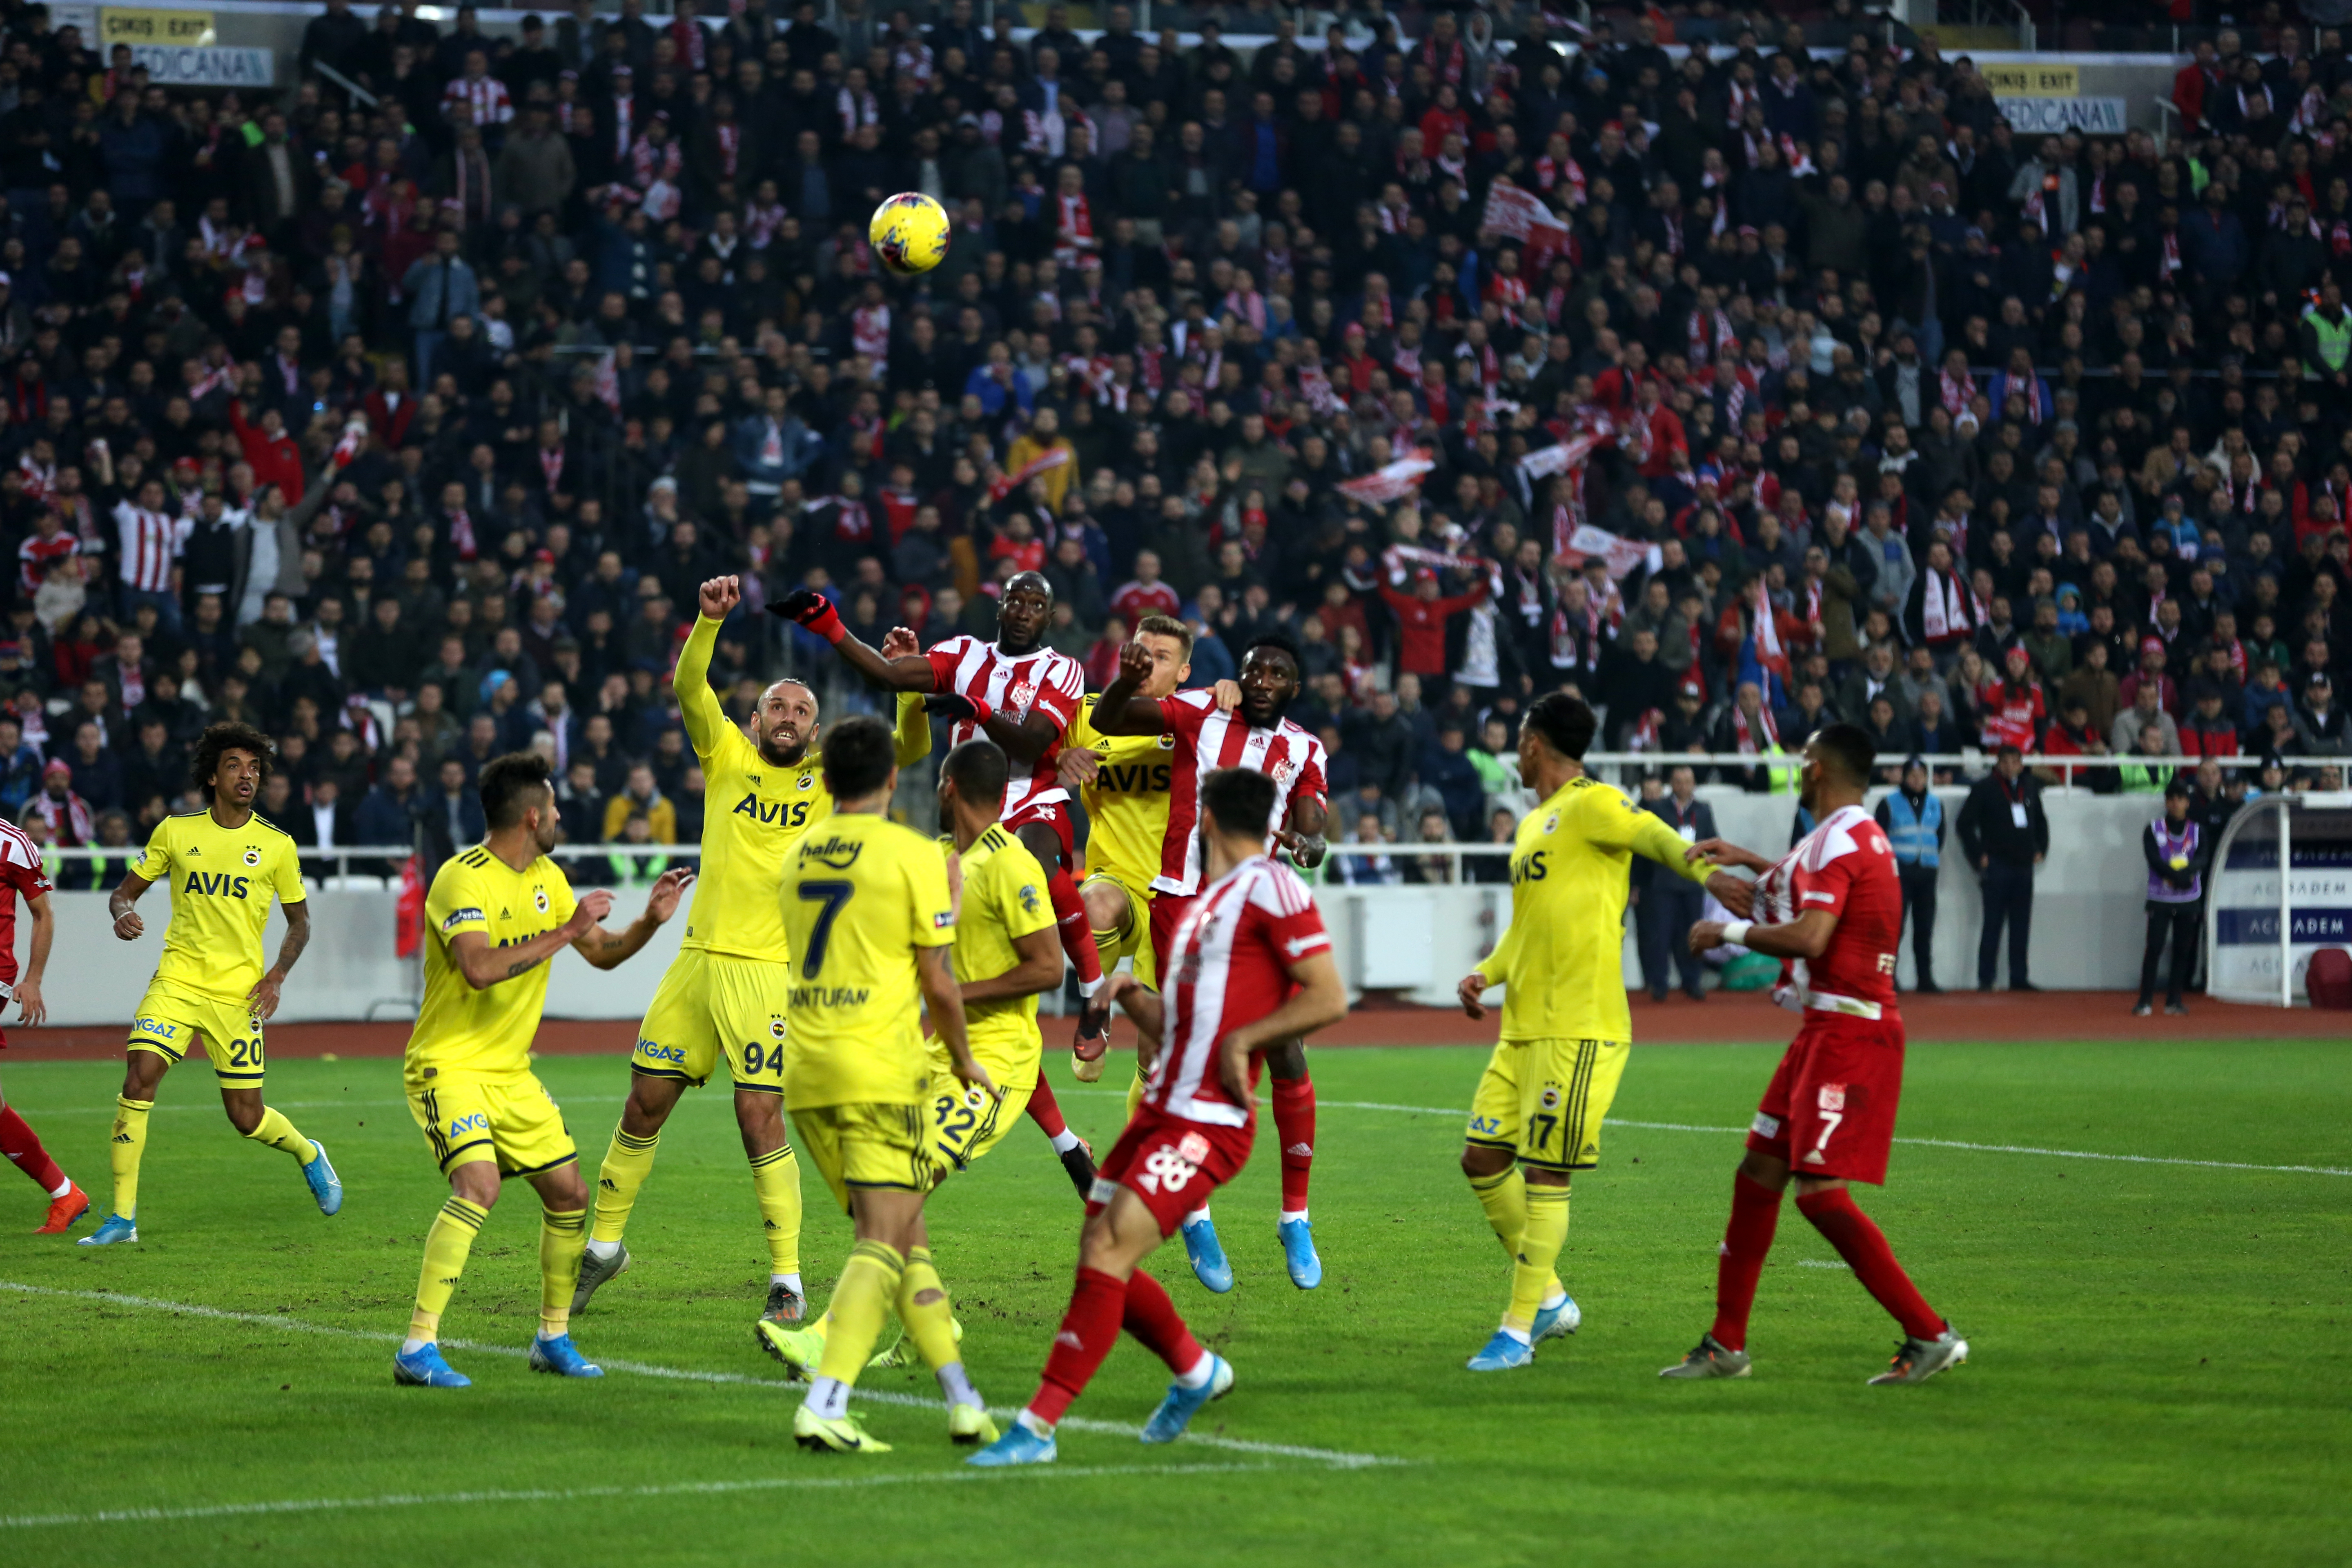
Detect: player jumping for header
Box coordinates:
(775, 570, 1106, 1196)
(1086, 629, 1330, 1291)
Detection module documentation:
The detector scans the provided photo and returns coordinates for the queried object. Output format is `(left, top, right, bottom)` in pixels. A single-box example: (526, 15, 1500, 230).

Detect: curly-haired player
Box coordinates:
(81, 723, 340, 1246)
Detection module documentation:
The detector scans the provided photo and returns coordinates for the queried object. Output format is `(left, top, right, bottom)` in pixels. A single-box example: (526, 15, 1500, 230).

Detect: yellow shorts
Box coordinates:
(1082, 869, 1156, 990)
(791, 1101, 936, 1213)
(127, 982, 267, 1085)
(922, 1067, 1021, 1182)
(1464, 1037, 1630, 1172)
(407, 1073, 579, 1177)
(631, 948, 792, 1093)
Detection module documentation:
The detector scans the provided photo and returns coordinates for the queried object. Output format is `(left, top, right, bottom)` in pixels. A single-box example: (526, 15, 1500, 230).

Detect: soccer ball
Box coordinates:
(869, 192, 950, 276)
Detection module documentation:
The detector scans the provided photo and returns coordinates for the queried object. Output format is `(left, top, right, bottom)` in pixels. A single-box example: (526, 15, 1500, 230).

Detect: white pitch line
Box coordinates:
(0, 1281, 1396, 1471)
(0, 1461, 1279, 1531)
(1201, 1097, 2352, 1179)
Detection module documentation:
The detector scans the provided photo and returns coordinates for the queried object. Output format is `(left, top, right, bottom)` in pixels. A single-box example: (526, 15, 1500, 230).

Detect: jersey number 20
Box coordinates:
(797, 880, 855, 978)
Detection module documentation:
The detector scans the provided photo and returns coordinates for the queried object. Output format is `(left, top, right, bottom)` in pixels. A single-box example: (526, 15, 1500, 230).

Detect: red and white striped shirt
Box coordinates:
(1108, 578, 1181, 624)
(441, 74, 514, 126)
(0, 818, 51, 997)
(1145, 855, 1330, 1127)
(923, 636, 1085, 819)
(1151, 691, 1329, 895)
(114, 500, 185, 593)
(1751, 803, 1903, 1022)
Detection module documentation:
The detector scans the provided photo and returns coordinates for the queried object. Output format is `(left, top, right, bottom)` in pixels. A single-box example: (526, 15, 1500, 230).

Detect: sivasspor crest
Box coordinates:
(1007, 678, 1038, 713)
(1270, 758, 1296, 785)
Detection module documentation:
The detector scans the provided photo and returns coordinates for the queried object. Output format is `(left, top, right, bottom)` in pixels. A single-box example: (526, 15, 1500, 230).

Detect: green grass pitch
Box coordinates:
(1, 1040, 2347, 1567)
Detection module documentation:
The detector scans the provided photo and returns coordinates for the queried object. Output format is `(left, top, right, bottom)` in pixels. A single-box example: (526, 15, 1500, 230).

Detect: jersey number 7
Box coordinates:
(797, 880, 855, 978)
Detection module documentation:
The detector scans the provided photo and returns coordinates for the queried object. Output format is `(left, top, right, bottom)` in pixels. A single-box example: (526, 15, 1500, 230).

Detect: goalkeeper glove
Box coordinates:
(922, 692, 993, 727)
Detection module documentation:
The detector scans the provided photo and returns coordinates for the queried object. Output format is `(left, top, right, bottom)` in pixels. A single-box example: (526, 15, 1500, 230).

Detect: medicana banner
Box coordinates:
(2207, 798, 2352, 1003)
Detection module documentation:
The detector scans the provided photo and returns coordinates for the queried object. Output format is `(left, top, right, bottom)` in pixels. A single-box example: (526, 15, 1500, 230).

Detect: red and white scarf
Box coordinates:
(1689, 307, 1737, 365)
(1920, 566, 1974, 641)
(1732, 698, 1779, 755)
(1939, 366, 1973, 416)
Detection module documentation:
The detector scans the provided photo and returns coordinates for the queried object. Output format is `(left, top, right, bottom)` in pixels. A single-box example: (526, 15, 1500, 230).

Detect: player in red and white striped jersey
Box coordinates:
(773, 570, 1112, 1190)
(969, 768, 1348, 1466)
(1087, 629, 1333, 1291)
(0, 818, 83, 1233)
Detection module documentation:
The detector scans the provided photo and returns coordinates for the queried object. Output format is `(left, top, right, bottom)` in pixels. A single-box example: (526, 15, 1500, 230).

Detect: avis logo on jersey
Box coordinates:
(732, 793, 815, 829)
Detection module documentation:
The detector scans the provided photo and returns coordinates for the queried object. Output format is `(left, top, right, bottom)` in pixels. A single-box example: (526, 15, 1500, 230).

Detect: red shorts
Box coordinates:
(1004, 796, 1076, 873)
(1746, 1011, 1907, 1186)
(1147, 891, 1196, 987)
(1089, 1105, 1253, 1237)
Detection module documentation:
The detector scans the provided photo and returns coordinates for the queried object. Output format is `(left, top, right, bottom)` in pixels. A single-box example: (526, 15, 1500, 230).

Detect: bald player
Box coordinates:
(575, 576, 929, 1326)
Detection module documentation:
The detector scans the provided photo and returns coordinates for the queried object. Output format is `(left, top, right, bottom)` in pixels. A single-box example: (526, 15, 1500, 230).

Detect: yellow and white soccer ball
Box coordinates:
(869, 192, 950, 276)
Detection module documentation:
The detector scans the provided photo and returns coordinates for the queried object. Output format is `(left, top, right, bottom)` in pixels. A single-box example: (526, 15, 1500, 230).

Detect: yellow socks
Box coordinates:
(409, 1196, 489, 1343)
(897, 1247, 962, 1371)
(539, 1207, 587, 1339)
(245, 1105, 316, 1163)
(815, 1238, 904, 1387)
(1125, 1065, 1147, 1121)
(109, 1096, 152, 1218)
(590, 1127, 659, 1245)
(748, 1142, 802, 1276)
(1471, 1165, 1565, 1307)
(1503, 1185, 1570, 1334)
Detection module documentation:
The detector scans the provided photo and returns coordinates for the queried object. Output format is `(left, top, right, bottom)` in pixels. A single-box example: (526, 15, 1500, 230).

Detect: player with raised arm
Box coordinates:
(765, 715, 996, 1454)
(1666, 723, 1968, 1386)
(755, 737, 1060, 1443)
(81, 723, 338, 1247)
(1450, 692, 1736, 1371)
(0, 819, 79, 1232)
(393, 754, 692, 1389)
(774, 568, 1104, 1196)
(573, 575, 929, 1328)
(968, 767, 1349, 1467)
(1054, 613, 1240, 1083)
(1087, 629, 1330, 1291)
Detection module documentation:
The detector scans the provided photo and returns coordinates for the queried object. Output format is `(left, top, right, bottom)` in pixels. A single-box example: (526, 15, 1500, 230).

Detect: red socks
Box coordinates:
(1795, 1187, 1945, 1341)
(0, 1105, 65, 1194)
(1270, 1073, 1315, 1214)
(1024, 1075, 1070, 1139)
(1708, 1170, 1783, 1353)
(1118, 1267, 1202, 1375)
(1045, 865, 1105, 988)
(1030, 1265, 1128, 1425)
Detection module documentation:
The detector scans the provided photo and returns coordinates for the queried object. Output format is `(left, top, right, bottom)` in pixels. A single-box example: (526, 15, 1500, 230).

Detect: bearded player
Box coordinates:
(775, 570, 1105, 1196)
(969, 767, 1348, 1468)
(574, 576, 929, 1327)
(1666, 723, 1967, 1386)
(1087, 630, 1329, 1292)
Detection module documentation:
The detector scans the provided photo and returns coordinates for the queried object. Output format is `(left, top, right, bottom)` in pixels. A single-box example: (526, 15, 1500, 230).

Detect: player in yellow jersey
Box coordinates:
(756, 714, 994, 1454)
(575, 576, 929, 1327)
(1056, 614, 1238, 1086)
(80, 724, 336, 1247)
(391, 753, 691, 1389)
(757, 737, 1061, 1422)
(1450, 692, 1741, 1372)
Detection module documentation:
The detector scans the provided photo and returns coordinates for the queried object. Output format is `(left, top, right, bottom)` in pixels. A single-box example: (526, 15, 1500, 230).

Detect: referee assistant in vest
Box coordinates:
(1872, 755, 1944, 993)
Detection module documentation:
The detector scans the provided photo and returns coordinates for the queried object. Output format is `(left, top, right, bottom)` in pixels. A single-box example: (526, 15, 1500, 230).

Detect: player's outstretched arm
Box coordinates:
(248, 901, 311, 1022)
(918, 943, 995, 1099)
(107, 870, 154, 941)
(572, 867, 695, 970)
(674, 577, 739, 751)
(768, 590, 936, 690)
(960, 926, 1063, 1006)
(1216, 949, 1346, 1103)
(1274, 792, 1330, 869)
(1685, 835, 1775, 875)
(1085, 640, 1177, 735)
(450, 889, 615, 989)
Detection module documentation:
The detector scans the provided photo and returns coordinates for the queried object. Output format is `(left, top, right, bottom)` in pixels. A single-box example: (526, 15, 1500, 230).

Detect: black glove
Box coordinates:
(923, 692, 987, 724)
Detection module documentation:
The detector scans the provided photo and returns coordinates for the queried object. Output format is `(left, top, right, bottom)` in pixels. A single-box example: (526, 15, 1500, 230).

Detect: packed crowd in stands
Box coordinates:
(0, 0, 2346, 902)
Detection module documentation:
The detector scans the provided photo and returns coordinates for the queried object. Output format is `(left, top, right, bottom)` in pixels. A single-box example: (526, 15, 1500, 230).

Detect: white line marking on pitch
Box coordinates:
(0, 1462, 1283, 1530)
(1095, 1096, 2350, 1178)
(0, 1281, 1396, 1472)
